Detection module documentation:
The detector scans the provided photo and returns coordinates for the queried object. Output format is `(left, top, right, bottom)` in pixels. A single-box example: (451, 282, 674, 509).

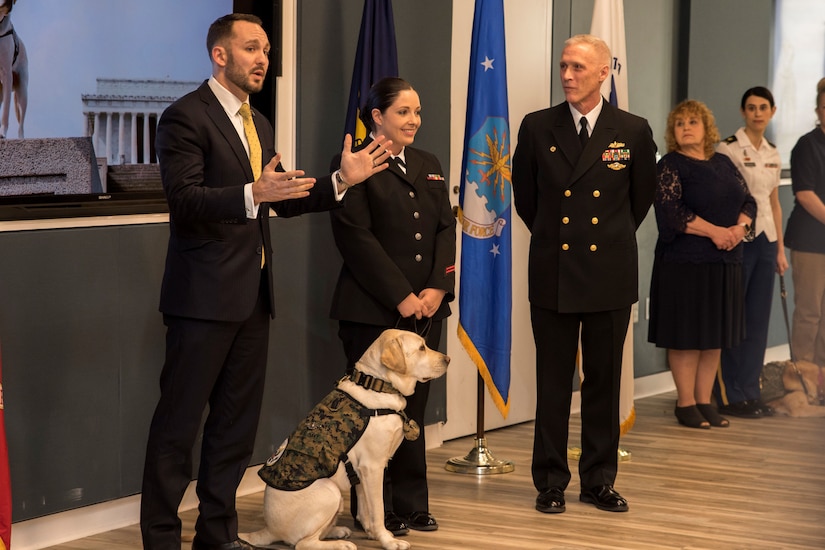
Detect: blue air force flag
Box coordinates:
(343, 0, 398, 146)
(458, 0, 512, 418)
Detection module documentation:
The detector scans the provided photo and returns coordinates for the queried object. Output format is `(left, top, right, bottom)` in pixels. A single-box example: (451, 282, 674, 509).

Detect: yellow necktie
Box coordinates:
(239, 103, 265, 268)
(239, 103, 262, 181)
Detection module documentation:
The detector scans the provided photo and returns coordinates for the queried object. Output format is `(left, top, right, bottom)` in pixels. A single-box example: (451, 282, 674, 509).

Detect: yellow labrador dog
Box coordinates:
(241, 329, 449, 550)
(0, 0, 27, 139)
(764, 360, 825, 418)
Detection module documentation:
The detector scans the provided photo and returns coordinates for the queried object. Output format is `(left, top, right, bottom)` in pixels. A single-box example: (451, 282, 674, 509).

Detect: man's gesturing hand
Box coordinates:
(252, 153, 316, 205)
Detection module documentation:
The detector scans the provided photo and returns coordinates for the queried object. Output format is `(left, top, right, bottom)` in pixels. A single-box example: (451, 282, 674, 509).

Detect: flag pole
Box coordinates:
(445, 374, 514, 474)
(446, 0, 514, 475)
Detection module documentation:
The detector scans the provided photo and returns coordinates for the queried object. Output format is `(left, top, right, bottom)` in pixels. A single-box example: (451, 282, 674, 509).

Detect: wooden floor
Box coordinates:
(44, 391, 825, 550)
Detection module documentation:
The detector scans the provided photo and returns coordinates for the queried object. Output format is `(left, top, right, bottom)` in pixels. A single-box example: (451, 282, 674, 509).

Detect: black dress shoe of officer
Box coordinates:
(405, 511, 438, 531)
(384, 511, 410, 536)
(535, 487, 566, 513)
(751, 399, 776, 416)
(718, 400, 763, 418)
(354, 511, 409, 536)
(191, 537, 264, 550)
(579, 485, 629, 512)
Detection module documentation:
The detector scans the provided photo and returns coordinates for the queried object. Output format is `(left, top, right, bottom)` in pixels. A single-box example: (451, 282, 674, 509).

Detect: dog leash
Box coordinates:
(779, 274, 813, 402)
(395, 315, 433, 339)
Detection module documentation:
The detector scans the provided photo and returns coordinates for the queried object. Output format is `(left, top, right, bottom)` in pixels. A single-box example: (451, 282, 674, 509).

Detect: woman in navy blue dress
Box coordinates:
(648, 99, 756, 429)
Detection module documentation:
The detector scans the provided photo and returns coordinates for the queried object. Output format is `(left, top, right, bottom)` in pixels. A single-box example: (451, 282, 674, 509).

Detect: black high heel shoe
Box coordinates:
(696, 403, 730, 427)
(674, 404, 711, 429)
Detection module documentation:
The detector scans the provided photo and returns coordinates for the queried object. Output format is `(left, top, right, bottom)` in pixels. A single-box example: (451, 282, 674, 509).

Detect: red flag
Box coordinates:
(0, 343, 10, 549)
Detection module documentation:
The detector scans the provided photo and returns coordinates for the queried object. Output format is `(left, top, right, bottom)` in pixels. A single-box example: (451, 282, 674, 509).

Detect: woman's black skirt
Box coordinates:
(648, 260, 744, 350)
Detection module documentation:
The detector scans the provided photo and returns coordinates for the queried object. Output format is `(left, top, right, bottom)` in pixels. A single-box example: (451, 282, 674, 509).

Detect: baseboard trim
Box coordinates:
(11, 469, 267, 550)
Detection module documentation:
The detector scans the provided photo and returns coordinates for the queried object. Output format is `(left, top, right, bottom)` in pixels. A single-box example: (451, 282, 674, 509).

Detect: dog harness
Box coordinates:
(0, 25, 19, 66)
(258, 384, 411, 491)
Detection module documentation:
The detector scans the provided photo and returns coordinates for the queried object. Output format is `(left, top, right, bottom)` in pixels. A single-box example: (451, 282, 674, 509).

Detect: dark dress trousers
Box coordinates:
(141, 81, 339, 549)
(329, 141, 455, 515)
(512, 101, 656, 492)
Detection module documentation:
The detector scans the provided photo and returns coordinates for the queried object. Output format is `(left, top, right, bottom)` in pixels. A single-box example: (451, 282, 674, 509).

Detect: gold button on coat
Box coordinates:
(590, 244, 597, 251)
(414, 233, 422, 241)
(562, 244, 569, 251)
(562, 217, 569, 224)
(415, 254, 422, 262)
(591, 217, 599, 224)
(564, 190, 572, 197)
(593, 190, 601, 197)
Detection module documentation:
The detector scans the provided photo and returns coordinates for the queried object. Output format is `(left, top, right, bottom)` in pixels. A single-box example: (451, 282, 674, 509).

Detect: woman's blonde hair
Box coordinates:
(664, 99, 720, 158)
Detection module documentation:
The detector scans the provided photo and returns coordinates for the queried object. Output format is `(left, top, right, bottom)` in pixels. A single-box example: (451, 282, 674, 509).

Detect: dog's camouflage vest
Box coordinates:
(258, 389, 401, 491)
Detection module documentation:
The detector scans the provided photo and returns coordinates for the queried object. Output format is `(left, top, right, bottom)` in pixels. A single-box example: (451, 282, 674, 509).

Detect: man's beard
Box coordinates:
(226, 52, 265, 95)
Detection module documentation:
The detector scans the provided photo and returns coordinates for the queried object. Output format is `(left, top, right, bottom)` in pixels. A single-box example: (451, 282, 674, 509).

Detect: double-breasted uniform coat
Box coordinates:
(512, 100, 657, 492)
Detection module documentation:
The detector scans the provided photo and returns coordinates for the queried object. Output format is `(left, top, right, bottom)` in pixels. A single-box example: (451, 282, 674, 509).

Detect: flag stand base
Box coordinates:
(567, 446, 632, 462)
(445, 437, 515, 475)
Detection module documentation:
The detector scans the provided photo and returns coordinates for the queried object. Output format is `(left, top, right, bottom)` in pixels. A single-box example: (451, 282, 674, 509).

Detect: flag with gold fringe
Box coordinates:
(342, 0, 398, 147)
(590, 0, 636, 434)
(458, 0, 512, 417)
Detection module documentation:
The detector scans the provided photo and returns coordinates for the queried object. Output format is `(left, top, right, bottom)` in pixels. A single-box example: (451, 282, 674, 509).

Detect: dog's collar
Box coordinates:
(345, 370, 401, 395)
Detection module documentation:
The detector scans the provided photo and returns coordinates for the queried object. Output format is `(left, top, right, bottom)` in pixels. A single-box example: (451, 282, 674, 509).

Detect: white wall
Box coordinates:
(443, 0, 553, 441)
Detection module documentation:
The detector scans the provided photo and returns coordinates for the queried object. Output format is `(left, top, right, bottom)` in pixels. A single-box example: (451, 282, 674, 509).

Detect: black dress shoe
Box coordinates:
(192, 537, 263, 550)
(752, 399, 776, 416)
(535, 487, 565, 513)
(579, 485, 628, 512)
(383, 511, 410, 536)
(353, 511, 409, 536)
(404, 511, 438, 531)
(718, 400, 763, 418)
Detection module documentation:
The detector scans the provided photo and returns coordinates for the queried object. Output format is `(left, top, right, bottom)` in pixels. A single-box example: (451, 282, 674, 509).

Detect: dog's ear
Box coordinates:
(380, 337, 407, 374)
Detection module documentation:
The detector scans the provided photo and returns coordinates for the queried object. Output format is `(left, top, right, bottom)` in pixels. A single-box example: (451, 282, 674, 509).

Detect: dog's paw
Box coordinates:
(326, 541, 357, 550)
(381, 539, 411, 550)
(326, 525, 352, 540)
(238, 530, 274, 546)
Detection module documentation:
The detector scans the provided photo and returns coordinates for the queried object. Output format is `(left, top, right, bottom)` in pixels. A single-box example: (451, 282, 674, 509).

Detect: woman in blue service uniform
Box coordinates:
(328, 76, 455, 535)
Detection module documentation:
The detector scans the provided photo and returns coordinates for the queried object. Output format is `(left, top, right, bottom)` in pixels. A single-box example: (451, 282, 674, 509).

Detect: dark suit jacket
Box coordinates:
(156, 80, 339, 322)
(512, 101, 657, 313)
(329, 142, 456, 326)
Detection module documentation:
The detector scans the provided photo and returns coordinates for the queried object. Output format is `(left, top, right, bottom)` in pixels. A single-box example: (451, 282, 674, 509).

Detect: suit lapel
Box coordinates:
(569, 102, 620, 184)
(550, 107, 581, 167)
(398, 148, 421, 185)
(199, 83, 255, 184)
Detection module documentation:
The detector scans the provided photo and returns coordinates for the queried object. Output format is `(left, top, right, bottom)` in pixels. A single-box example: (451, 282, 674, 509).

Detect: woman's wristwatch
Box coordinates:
(738, 221, 754, 242)
(334, 170, 351, 190)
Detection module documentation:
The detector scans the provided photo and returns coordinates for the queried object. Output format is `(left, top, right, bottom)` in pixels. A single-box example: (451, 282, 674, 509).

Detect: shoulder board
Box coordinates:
(723, 135, 737, 144)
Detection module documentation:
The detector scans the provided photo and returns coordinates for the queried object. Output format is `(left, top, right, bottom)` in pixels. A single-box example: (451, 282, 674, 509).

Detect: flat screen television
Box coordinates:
(0, 0, 268, 221)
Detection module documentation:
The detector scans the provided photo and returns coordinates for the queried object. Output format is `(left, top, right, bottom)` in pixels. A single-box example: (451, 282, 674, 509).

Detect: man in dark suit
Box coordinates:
(139, 13, 391, 550)
(512, 34, 656, 515)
